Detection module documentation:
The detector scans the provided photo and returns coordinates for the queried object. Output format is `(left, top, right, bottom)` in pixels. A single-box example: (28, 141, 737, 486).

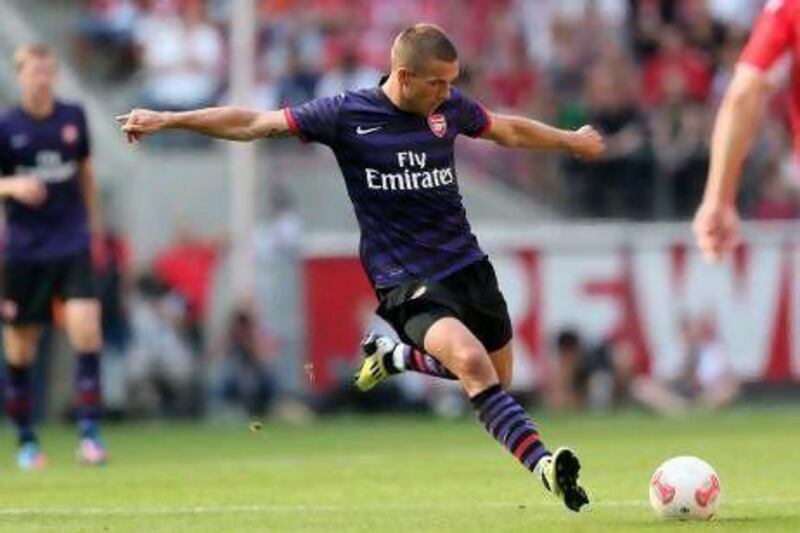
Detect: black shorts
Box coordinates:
(1, 250, 97, 325)
(375, 257, 513, 353)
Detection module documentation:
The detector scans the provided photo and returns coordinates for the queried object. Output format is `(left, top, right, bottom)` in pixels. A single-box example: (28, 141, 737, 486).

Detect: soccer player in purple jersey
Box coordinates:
(0, 45, 107, 469)
(118, 24, 604, 511)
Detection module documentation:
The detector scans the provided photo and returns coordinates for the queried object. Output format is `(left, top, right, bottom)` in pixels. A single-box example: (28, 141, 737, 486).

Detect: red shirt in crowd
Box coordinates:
(642, 46, 712, 105)
(154, 240, 220, 323)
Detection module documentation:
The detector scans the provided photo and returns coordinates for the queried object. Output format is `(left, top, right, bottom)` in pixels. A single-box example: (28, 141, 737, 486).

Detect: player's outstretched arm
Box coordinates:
(116, 107, 292, 144)
(693, 65, 770, 262)
(481, 113, 605, 160)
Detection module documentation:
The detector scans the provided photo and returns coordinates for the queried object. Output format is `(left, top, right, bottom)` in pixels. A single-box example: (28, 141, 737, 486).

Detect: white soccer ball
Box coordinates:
(649, 456, 721, 520)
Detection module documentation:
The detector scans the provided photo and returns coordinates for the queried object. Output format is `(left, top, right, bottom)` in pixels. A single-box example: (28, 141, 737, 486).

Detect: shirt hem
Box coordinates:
(370, 252, 487, 289)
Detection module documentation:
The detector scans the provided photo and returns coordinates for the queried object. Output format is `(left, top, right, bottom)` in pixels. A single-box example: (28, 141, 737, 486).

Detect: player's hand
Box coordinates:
(115, 109, 168, 144)
(568, 125, 605, 160)
(9, 176, 47, 207)
(693, 200, 741, 263)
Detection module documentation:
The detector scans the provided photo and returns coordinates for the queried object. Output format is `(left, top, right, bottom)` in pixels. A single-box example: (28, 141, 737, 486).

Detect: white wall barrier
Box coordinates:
(302, 222, 800, 392)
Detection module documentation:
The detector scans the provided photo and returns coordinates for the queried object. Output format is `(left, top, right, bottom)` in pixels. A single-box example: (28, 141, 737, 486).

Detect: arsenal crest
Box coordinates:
(62, 124, 79, 145)
(427, 113, 447, 138)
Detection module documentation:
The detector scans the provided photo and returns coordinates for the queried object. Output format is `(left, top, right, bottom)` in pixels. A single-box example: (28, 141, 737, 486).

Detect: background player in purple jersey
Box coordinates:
(0, 45, 107, 469)
(118, 23, 604, 512)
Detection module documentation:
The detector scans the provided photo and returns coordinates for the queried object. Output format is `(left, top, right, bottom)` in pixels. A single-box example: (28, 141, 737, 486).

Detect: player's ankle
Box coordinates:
(18, 431, 37, 447)
(78, 421, 100, 440)
(386, 343, 405, 373)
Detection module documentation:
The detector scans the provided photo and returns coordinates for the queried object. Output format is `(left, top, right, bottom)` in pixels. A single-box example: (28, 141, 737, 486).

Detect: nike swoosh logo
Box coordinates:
(356, 126, 383, 135)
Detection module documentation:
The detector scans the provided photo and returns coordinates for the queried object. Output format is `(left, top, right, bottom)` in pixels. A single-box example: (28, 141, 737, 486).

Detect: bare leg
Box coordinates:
(423, 318, 548, 467)
(489, 341, 513, 390)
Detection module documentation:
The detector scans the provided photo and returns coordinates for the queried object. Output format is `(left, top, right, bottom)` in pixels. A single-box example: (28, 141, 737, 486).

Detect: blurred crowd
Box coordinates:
(72, 0, 800, 220)
(69, 222, 283, 420)
(5, 195, 743, 421)
(543, 317, 740, 416)
(0, 192, 307, 424)
(110, 191, 314, 421)
(334, 311, 743, 418)
(1, 1, 784, 427)
(29, 0, 783, 421)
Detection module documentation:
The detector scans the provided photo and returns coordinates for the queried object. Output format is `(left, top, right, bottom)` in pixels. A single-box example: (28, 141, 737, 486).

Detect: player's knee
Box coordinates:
(5, 345, 36, 366)
(5, 342, 36, 366)
(74, 335, 102, 352)
(69, 324, 102, 352)
(451, 345, 494, 383)
(4, 329, 40, 365)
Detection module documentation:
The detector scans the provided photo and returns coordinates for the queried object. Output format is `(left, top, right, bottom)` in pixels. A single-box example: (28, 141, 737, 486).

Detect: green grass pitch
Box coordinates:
(0, 407, 798, 531)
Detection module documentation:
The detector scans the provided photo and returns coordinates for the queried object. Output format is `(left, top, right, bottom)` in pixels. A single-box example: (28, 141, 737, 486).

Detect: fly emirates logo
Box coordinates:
(365, 150, 455, 191)
(15, 151, 77, 184)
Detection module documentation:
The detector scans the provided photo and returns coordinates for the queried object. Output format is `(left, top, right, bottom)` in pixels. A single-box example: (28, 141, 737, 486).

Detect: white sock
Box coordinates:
(392, 344, 406, 372)
(533, 453, 553, 484)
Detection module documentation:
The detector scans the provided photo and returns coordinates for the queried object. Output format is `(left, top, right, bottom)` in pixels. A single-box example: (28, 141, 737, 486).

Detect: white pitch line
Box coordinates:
(214, 454, 386, 468)
(0, 498, 798, 517)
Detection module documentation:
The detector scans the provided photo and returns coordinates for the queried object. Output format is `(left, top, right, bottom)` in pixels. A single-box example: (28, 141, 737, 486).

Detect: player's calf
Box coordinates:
(4, 363, 39, 448)
(471, 384, 589, 512)
(74, 352, 103, 439)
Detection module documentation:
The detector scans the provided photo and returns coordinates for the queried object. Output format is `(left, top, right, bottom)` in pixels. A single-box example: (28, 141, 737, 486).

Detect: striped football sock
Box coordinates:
(4, 364, 36, 444)
(75, 352, 102, 438)
(388, 343, 457, 380)
(470, 384, 550, 472)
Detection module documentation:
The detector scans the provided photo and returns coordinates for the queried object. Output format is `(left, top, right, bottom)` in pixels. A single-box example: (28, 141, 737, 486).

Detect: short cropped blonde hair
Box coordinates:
(14, 44, 54, 72)
(391, 23, 458, 72)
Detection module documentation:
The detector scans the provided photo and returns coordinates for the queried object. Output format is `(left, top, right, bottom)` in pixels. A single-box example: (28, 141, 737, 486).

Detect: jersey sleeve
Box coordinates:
(77, 105, 91, 160)
(739, 0, 797, 72)
(284, 94, 344, 146)
(453, 89, 492, 138)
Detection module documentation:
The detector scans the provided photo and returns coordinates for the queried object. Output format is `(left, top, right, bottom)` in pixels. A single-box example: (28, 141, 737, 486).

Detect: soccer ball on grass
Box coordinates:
(649, 456, 721, 520)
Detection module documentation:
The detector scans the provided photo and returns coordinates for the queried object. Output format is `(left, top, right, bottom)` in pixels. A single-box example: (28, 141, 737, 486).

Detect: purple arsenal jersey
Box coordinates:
(0, 100, 91, 261)
(286, 85, 491, 288)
